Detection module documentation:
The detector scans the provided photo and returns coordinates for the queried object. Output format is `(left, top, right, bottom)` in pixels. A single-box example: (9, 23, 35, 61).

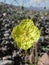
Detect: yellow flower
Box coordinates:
(11, 19, 40, 50)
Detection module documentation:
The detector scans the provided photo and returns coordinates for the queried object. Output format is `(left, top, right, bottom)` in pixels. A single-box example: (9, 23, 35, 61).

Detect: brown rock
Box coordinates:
(37, 53, 49, 65)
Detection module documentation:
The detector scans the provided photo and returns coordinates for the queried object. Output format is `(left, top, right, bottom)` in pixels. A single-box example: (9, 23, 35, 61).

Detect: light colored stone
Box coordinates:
(0, 60, 14, 65)
(37, 53, 49, 65)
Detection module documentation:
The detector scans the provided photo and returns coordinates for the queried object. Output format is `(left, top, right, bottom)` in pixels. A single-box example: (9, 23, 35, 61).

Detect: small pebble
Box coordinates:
(4, 33, 9, 37)
(3, 13, 6, 16)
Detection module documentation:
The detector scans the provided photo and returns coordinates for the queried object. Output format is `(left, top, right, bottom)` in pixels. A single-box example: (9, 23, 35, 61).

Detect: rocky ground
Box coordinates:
(0, 2, 49, 65)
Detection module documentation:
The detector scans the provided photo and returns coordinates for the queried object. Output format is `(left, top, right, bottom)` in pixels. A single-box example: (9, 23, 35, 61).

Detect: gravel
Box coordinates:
(0, 3, 49, 65)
